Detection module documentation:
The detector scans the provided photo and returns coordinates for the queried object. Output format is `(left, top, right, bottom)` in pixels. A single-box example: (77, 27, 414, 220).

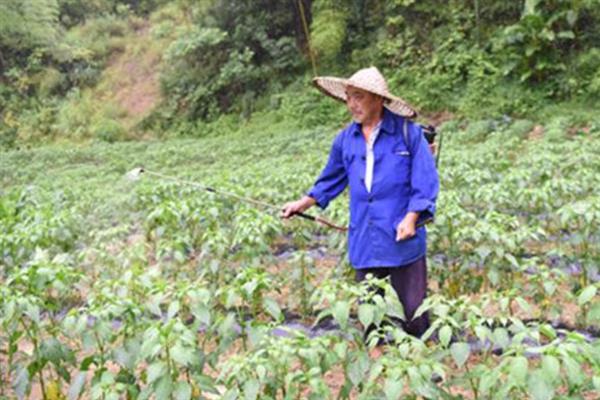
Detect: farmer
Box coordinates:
(281, 66, 439, 338)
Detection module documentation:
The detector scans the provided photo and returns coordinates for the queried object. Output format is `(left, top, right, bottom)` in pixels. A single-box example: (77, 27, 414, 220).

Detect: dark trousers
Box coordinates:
(355, 256, 429, 337)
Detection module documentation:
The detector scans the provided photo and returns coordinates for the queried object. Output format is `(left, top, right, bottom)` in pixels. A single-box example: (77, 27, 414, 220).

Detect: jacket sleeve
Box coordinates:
(396, 121, 439, 227)
(307, 132, 348, 209)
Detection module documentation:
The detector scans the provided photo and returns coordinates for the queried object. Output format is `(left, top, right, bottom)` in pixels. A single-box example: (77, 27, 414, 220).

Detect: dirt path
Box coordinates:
(98, 20, 162, 132)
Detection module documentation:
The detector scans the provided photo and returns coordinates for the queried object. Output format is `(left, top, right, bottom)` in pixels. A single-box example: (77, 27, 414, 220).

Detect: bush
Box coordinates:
(157, 0, 304, 122)
(66, 15, 130, 62)
(464, 119, 495, 143)
(277, 79, 345, 129)
(0, 123, 18, 150)
(573, 49, 600, 99)
(544, 116, 571, 142)
(36, 67, 66, 96)
(91, 118, 126, 143)
(53, 89, 127, 141)
(506, 119, 536, 140)
(54, 89, 96, 139)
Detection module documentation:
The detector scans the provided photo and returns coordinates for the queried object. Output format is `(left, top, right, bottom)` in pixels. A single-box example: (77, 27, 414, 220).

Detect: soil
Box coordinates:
(528, 124, 545, 140)
(99, 21, 162, 133)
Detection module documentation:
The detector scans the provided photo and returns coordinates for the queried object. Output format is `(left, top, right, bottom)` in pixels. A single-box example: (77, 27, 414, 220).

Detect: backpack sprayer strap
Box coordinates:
(403, 118, 410, 149)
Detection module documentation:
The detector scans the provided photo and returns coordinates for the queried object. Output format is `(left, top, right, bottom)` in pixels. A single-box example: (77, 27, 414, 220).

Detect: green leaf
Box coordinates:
(147, 296, 163, 317)
(192, 304, 211, 326)
(334, 341, 347, 359)
(543, 281, 556, 295)
(367, 362, 384, 383)
(487, 268, 500, 286)
(100, 371, 115, 385)
(171, 343, 196, 367)
(563, 356, 584, 386)
(167, 300, 180, 320)
(475, 245, 491, 260)
(439, 325, 452, 347)
(147, 361, 168, 384)
(113, 346, 132, 369)
(450, 342, 470, 368)
(40, 338, 67, 364)
(348, 354, 369, 387)
(332, 301, 350, 329)
(541, 355, 560, 383)
(509, 356, 528, 386)
(247, 325, 266, 347)
(566, 10, 577, 26)
(80, 355, 95, 371)
(474, 325, 490, 343)
(587, 302, 600, 324)
(505, 253, 519, 268)
(557, 31, 575, 40)
(515, 297, 531, 314)
(478, 369, 500, 397)
(13, 366, 29, 399)
(578, 285, 597, 306)
(262, 297, 281, 320)
(358, 303, 375, 328)
(539, 324, 556, 340)
(218, 313, 237, 340)
(173, 381, 192, 400)
(196, 375, 219, 394)
(242, 280, 258, 297)
(527, 370, 554, 400)
(523, 0, 540, 16)
(140, 328, 161, 359)
(384, 377, 403, 400)
(68, 372, 87, 400)
(155, 375, 173, 399)
(243, 379, 260, 400)
(493, 328, 510, 349)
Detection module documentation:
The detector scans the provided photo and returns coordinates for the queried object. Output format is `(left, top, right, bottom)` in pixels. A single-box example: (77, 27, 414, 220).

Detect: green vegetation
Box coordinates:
(1, 110, 600, 398)
(2, 0, 600, 148)
(1, 0, 599, 399)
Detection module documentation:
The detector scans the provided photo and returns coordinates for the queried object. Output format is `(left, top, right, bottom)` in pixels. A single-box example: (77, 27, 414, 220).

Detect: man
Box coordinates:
(281, 66, 439, 337)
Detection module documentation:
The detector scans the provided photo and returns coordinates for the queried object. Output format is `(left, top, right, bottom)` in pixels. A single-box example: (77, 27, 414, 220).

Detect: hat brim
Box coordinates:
(312, 76, 417, 118)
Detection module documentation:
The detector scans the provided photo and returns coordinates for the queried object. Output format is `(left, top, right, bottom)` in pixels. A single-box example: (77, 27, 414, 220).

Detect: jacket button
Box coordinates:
(361, 155, 366, 160)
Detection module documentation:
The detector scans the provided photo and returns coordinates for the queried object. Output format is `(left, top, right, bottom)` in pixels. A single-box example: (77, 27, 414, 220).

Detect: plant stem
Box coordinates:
(21, 319, 47, 400)
(464, 362, 479, 400)
(1, 341, 7, 397)
(93, 331, 107, 400)
(300, 256, 308, 317)
(165, 343, 174, 400)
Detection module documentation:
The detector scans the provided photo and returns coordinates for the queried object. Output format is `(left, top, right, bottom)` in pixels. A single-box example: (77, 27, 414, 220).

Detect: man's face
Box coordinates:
(345, 86, 384, 125)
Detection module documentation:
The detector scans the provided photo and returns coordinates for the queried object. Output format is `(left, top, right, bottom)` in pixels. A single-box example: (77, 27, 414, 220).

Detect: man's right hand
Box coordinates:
(281, 196, 316, 219)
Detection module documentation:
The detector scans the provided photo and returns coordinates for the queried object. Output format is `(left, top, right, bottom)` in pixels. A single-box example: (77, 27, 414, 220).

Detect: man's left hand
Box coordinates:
(396, 212, 419, 241)
(429, 142, 437, 155)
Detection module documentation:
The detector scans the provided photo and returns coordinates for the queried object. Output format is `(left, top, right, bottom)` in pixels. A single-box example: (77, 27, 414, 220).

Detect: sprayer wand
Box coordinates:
(126, 167, 348, 232)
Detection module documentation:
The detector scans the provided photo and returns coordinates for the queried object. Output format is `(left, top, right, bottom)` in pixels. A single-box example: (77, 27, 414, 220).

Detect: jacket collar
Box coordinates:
(350, 107, 398, 136)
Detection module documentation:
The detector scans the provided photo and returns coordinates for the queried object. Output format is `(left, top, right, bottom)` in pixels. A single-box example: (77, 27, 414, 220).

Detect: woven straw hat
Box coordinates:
(313, 66, 417, 118)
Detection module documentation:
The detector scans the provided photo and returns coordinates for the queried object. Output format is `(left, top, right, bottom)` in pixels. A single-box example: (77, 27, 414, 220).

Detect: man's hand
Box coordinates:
(396, 212, 419, 241)
(429, 142, 437, 155)
(281, 196, 316, 219)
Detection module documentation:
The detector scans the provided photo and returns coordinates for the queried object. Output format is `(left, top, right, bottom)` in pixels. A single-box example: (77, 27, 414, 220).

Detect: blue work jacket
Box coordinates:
(308, 108, 439, 269)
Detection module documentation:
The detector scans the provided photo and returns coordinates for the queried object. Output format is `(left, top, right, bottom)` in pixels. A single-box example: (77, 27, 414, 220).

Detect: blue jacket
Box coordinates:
(308, 108, 439, 268)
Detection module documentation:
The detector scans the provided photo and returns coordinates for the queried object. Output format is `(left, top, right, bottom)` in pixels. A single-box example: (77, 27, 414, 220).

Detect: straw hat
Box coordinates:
(312, 66, 417, 118)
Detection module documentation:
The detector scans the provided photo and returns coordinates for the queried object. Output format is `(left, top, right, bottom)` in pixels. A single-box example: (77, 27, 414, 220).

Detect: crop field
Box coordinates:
(1, 117, 599, 399)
